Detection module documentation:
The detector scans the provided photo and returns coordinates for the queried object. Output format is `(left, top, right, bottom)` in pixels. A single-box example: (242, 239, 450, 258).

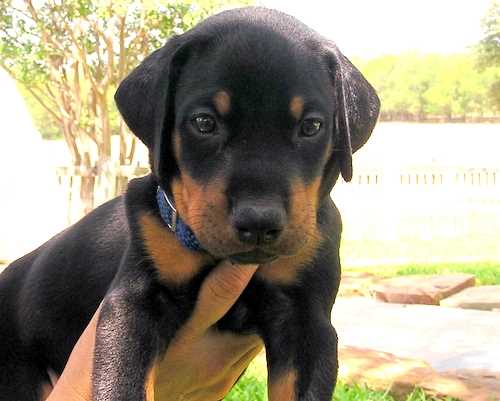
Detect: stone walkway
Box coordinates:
(337, 345, 500, 401)
(371, 274, 476, 305)
(442, 286, 500, 311)
(332, 297, 500, 373)
(332, 297, 500, 399)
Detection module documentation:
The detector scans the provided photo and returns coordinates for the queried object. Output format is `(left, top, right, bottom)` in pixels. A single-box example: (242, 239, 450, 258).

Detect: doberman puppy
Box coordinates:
(0, 7, 379, 401)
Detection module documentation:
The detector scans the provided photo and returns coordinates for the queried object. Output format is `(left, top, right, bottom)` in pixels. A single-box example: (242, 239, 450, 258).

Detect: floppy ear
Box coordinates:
(114, 35, 187, 180)
(326, 43, 380, 182)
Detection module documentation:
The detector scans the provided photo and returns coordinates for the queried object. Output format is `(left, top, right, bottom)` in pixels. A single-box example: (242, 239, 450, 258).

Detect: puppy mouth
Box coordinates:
(229, 249, 278, 264)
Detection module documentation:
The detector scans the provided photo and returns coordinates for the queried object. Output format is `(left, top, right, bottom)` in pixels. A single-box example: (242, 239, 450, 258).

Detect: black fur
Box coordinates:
(0, 7, 379, 401)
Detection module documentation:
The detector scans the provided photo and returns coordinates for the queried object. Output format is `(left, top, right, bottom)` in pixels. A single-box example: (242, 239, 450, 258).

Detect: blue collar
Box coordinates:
(155, 187, 202, 252)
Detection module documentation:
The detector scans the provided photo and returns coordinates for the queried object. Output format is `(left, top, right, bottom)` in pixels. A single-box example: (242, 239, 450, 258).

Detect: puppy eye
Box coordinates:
(300, 118, 323, 137)
(192, 114, 217, 134)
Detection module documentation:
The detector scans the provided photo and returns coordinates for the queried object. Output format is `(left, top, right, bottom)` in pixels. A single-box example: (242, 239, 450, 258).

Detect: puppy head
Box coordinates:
(115, 7, 380, 263)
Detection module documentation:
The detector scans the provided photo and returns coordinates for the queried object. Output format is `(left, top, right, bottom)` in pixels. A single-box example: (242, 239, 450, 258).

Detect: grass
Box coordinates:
(223, 372, 456, 401)
(224, 357, 456, 401)
(224, 374, 267, 401)
(339, 236, 500, 271)
(333, 383, 455, 401)
(344, 261, 500, 285)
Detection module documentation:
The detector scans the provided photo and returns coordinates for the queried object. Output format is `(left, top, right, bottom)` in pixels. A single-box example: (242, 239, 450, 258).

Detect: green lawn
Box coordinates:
(224, 358, 456, 401)
(344, 261, 500, 285)
(339, 236, 500, 272)
(223, 372, 456, 401)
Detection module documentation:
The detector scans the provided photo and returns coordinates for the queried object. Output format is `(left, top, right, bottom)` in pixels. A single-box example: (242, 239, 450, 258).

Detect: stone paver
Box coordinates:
(441, 285, 500, 311)
(331, 297, 500, 373)
(339, 346, 500, 401)
(370, 274, 475, 304)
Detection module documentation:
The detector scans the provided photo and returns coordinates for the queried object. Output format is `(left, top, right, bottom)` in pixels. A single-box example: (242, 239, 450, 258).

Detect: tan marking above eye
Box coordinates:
(289, 96, 304, 120)
(213, 90, 231, 116)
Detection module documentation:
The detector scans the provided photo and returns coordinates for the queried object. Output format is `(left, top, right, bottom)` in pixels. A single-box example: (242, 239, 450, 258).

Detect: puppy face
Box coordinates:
(170, 30, 334, 263)
(115, 7, 380, 265)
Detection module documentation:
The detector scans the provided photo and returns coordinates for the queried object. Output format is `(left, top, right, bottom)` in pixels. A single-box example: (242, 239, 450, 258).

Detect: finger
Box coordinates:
(197, 332, 263, 372)
(187, 261, 258, 335)
(221, 334, 263, 366)
(229, 344, 263, 376)
(185, 345, 263, 401)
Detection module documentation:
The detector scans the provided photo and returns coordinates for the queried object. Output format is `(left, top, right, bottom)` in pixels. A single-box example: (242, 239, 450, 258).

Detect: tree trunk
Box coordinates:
(80, 152, 95, 215)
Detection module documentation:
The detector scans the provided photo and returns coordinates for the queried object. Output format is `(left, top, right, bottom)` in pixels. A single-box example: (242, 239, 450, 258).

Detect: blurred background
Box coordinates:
(0, 0, 499, 272)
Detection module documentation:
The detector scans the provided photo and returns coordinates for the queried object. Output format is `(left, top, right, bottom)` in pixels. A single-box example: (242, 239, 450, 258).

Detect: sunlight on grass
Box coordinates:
(394, 261, 500, 285)
(224, 374, 267, 401)
(343, 261, 500, 285)
(224, 374, 456, 401)
(223, 358, 457, 401)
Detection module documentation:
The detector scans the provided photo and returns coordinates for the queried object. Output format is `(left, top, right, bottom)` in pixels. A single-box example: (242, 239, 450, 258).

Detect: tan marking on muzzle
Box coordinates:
(171, 175, 228, 229)
(171, 130, 228, 241)
(139, 213, 211, 284)
(289, 96, 304, 120)
(257, 177, 322, 284)
(171, 172, 236, 256)
(268, 369, 297, 401)
(214, 90, 231, 116)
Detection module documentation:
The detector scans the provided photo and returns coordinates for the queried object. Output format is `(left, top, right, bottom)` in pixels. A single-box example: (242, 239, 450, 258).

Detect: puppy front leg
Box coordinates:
(264, 312, 338, 401)
(92, 286, 164, 401)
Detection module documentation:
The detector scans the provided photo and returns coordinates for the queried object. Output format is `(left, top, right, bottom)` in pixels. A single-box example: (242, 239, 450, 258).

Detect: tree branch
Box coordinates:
(66, 21, 98, 91)
(25, 0, 66, 54)
(118, 15, 126, 81)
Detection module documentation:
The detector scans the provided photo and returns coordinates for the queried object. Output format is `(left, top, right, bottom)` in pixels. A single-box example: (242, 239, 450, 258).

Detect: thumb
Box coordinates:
(187, 260, 258, 334)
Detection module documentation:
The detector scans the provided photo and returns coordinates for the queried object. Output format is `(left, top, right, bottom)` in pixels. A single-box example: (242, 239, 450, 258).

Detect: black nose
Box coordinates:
(233, 204, 285, 246)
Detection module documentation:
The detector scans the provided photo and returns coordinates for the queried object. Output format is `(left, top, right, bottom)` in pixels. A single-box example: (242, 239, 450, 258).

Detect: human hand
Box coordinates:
(154, 260, 262, 401)
(46, 260, 262, 401)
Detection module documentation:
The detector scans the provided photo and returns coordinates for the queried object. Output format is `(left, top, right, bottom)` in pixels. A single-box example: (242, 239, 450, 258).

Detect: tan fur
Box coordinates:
(145, 364, 156, 401)
(171, 173, 244, 258)
(214, 90, 231, 116)
(268, 370, 297, 401)
(257, 177, 322, 284)
(171, 175, 226, 228)
(289, 96, 304, 120)
(173, 130, 182, 163)
(139, 213, 211, 285)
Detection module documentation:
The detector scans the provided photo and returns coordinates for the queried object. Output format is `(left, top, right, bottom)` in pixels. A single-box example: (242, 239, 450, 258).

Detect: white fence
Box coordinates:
(333, 167, 500, 266)
(51, 165, 500, 266)
(347, 167, 499, 188)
